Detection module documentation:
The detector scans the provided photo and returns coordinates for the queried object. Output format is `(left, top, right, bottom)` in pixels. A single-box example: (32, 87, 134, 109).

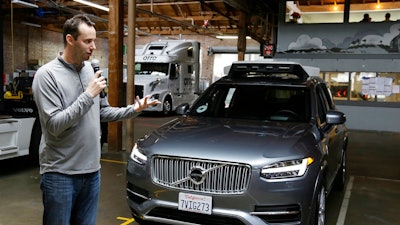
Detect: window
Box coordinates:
(316, 85, 328, 124)
(188, 65, 193, 74)
(349, 2, 400, 23)
(285, 0, 344, 24)
(135, 63, 169, 75)
(187, 47, 193, 57)
(170, 64, 178, 79)
(321, 71, 400, 103)
(323, 72, 349, 100)
(191, 84, 310, 122)
(374, 72, 400, 102)
(351, 72, 376, 102)
(285, 1, 400, 24)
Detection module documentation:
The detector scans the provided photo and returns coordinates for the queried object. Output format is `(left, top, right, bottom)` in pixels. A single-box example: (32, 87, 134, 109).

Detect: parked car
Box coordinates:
(126, 60, 348, 225)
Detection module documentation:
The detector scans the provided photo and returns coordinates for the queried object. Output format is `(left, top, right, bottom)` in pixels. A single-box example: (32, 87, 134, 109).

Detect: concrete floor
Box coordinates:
(0, 114, 399, 225)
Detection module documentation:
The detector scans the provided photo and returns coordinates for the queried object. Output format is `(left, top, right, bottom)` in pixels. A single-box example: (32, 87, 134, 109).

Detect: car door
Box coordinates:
(315, 84, 342, 189)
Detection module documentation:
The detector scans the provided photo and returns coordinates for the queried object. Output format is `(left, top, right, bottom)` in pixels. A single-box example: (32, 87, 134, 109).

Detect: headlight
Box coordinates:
(130, 143, 147, 165)
(261, 157, 314, 179)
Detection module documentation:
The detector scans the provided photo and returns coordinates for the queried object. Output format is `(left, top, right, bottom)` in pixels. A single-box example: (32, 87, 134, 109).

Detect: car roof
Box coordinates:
(223, 60, 321, 85)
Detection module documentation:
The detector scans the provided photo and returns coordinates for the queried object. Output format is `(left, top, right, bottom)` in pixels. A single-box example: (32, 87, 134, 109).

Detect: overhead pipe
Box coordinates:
(175, 3, 194, 25)
(136, 7, 223, 36)
(35, 0, 222, 37)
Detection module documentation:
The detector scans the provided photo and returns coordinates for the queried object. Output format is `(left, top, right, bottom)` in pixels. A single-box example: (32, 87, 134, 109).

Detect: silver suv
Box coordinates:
(126, 60, 348, 225)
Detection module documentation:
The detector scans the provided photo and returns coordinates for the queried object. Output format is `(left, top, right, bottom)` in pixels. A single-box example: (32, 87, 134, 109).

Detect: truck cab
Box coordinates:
(134, 40, 201, 115)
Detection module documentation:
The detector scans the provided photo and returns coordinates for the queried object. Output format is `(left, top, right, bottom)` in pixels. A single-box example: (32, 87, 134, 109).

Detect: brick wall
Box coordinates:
(3, 20, 108, 75)
(3, 18, 258, 83)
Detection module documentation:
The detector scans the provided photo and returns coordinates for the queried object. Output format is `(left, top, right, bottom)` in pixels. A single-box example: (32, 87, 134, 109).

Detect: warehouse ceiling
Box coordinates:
(2, 0, 279, 43)
(2, 0, 400, 42)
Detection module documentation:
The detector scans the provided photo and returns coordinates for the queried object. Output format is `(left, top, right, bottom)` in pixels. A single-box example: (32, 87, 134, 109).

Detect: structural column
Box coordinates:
(237, 11, 247, 61)
(125, 0, 136, 151)
(107, 0, 124, 151)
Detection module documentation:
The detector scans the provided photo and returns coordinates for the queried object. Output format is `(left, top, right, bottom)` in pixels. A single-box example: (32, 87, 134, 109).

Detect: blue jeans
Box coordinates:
(40, 171, 101, 225)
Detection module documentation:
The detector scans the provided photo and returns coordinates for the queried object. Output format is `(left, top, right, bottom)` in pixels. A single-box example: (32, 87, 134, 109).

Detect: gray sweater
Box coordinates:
(32, 54, 140, 175)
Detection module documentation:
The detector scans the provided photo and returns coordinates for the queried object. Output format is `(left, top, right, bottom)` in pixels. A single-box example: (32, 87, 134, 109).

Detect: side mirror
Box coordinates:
(326, 110, 346, 125)
(175, 103, 190, 115)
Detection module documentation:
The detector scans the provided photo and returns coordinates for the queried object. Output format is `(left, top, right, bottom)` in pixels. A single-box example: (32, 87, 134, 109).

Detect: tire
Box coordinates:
(313, 184, 326, 225)
(134, 217, 162, 225)
(28, 118, 42, 167)
(161, 97, 172, 116)
(334, 150, 346, 191)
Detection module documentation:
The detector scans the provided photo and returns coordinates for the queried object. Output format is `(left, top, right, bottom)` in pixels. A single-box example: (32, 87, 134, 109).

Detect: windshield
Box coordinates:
(190, 84, 310, 122)
(135, 63, 169, 76)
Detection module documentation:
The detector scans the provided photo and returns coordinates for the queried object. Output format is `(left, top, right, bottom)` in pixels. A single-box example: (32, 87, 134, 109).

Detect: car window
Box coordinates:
(321, 83, 334, 110)
(190, 84, 310, 122)
(316, 84, 330, 124)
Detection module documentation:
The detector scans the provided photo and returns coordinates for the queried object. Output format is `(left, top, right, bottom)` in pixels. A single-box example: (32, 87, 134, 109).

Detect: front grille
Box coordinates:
(148, 207, 246, 225)
(151, 156, 251, 194)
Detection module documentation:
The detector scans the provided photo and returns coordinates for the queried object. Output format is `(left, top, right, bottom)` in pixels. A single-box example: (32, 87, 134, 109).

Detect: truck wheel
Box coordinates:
(28, 118, 41, 167)
(162, 98, 172, 115)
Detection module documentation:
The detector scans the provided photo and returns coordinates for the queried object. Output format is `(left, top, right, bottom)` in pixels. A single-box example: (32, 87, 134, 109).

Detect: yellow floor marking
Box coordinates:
(117, 216, 135, 225)
(100, 158, 127, 164)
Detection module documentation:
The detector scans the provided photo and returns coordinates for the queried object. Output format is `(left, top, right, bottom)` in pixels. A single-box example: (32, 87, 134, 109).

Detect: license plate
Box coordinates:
(178, 192, 212, 215)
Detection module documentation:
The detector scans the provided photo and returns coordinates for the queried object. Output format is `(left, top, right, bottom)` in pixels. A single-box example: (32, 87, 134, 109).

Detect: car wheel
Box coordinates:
(162, 97, 172, 116)
(334, 150, 346, 191)
(315, 185, 326, 225)
(311, 183, 326, 225)
(134, 218, 163, 225)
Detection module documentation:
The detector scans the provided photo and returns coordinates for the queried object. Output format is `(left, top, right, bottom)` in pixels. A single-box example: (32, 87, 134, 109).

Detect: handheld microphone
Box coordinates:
(91, 59, 106, 98)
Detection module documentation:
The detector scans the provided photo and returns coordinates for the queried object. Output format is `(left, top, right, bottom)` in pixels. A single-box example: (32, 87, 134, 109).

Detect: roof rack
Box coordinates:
(227, 62, 310, 82)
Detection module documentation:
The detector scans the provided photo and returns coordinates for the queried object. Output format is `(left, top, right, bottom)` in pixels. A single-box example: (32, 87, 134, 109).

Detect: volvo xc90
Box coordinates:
(126, 60, 348, 225)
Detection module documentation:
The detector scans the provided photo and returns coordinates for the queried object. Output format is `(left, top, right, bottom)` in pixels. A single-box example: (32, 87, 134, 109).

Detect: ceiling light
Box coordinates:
(73, 0, 109, 12)
(216, 36, 251, 40)
(376, 0, 381, 9)
(21, 21, 41, 27)
(12, 0, 38, 8)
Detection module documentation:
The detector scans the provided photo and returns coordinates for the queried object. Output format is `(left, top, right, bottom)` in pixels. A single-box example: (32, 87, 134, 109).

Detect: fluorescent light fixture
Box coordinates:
(12, 0, 38, 8)
(216, 36, 251, 40)
(73, 0, 109, 12)
(21, 21, 41, 28)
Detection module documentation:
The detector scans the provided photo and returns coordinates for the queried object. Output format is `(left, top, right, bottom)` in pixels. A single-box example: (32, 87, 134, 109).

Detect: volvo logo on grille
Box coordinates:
(189, 166, 206, 185)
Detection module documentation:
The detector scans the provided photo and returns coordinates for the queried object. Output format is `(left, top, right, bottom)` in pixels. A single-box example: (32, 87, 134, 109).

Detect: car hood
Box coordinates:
(138, 116, 318, 165)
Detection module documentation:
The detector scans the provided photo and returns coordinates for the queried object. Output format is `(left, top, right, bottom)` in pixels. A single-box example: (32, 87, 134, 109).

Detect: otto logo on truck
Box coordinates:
(142, 56, 158, 61)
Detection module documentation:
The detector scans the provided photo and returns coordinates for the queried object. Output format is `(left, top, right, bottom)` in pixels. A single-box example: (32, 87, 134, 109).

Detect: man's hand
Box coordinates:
(86, 70, 106, 98)
(134, 95, 161, 112)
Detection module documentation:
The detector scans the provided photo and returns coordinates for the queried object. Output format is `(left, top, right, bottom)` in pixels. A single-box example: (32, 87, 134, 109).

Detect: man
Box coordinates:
(32, 14, 160, 225)
(360, 13, 371, 22)
(384, 13, 392, 22)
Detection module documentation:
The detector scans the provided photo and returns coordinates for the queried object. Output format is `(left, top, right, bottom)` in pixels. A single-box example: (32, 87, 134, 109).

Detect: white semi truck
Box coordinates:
(133, 40, 201, 115)
(0, 74, 41, 163)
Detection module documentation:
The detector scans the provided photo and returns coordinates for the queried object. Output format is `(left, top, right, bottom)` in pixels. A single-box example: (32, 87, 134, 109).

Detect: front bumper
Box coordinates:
(126, 158, 319, 225)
